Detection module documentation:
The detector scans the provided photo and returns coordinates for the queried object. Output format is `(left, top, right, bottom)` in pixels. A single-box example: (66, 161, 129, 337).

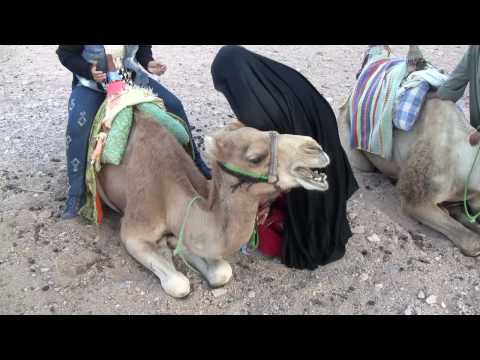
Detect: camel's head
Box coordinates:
(181, 121, 331, 259)
(204, 121, 331, 198)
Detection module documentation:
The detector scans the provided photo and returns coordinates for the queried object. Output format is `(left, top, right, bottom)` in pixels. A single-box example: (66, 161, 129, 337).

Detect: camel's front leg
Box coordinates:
(445, 202, 480, 235)
(402, 201, 480, 257)
(178, 250, 233, 288)
(349, 149, 376, 173)
(121, 223, 191, 298)
(467, 194, 480, 219)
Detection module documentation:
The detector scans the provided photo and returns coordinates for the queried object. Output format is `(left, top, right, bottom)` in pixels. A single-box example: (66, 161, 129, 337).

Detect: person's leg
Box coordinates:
(147, 78, 211, 179)
(64, 86, 105, 219)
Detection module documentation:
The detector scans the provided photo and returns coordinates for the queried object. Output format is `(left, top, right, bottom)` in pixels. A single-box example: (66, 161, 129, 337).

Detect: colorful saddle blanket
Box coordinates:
(349, 47, 448, 159)
(80, 86, 194, 224)
(349, 49, 406, 159)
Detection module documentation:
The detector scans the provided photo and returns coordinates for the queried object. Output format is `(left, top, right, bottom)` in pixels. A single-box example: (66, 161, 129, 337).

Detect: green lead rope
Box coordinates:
(174, 195, 202, 274)
(249, 226, 260, 250)
(464, 128, 480, 223)
(464, 145, 480, 223)
(241, 225, 260, 255)
(177, 163, 264, 259)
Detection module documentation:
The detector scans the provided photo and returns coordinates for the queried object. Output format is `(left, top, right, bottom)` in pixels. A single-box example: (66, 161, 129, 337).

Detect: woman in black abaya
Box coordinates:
(211, 45, 359, 270)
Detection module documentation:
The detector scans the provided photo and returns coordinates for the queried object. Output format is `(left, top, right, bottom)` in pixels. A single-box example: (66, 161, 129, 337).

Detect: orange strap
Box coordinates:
(95, 192, 104, 224)
(91, 132, 107, 164)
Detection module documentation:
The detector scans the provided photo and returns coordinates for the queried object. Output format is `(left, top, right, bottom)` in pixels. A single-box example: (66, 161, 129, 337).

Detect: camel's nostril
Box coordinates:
(303, 143, 322, 154)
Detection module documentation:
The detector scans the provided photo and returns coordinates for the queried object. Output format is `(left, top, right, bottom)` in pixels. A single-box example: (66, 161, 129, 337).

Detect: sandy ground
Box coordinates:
(1, 45, 479, 315)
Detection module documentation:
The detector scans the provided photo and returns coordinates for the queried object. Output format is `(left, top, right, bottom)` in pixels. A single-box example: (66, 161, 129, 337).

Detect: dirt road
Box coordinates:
(1, 45, 479, 315)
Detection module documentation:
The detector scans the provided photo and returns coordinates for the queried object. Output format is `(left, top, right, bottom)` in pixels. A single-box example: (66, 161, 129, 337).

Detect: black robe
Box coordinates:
(211, 45, 359, 270)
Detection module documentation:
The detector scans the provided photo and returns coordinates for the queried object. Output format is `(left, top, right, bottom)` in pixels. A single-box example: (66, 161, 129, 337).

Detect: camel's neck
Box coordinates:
(464, 145, 480, 194)
(181, 165, 260, 257)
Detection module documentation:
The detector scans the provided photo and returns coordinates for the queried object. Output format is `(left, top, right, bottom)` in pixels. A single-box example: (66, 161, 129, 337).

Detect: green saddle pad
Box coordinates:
(101, 102, 190, 165)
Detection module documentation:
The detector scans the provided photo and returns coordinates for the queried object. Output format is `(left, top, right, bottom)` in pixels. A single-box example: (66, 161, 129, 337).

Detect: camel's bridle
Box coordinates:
(217, 131, 280, 190)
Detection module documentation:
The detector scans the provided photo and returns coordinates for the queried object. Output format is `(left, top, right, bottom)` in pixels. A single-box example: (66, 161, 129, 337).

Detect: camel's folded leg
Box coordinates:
(120, 223, 191, 298)
(348, 148, 376, 173)
(178, 250, 233, 288)
(445, 202, 480, 235)
(402, 201, 480, 257)
(467, 195, 480, 221)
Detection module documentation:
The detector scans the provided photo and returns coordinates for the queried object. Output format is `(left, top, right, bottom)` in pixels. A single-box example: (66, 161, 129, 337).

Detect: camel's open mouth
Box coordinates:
(294, 166, 329, 191)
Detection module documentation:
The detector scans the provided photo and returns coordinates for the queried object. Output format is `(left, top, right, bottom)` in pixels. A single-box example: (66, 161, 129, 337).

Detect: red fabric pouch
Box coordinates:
(257, 195, 286, 258)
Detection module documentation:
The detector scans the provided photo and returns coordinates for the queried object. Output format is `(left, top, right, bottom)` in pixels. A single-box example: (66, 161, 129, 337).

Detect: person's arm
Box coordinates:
(137, 45, 167, 76)
(135, 45, 154, 69)
(436, 46, 474, 102)
(56, 45, 94, 80)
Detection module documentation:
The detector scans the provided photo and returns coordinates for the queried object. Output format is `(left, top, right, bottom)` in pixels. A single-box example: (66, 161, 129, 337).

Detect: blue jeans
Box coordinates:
(66, 78, 210, 199)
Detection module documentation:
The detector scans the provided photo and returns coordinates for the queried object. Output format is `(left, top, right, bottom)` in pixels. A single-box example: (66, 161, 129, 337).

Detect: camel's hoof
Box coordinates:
(207, 260, 233, 288)
(462, 249, 480, 257)
(459, 243, 480, 257)
(162, 274, 191, 298)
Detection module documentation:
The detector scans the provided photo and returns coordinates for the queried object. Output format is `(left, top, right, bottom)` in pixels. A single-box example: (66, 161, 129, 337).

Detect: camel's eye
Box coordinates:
(247, 153, 267, 164)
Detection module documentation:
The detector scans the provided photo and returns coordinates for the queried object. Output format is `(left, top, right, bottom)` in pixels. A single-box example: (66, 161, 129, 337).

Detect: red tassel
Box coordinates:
(106, 80, 125, 96)
(96, 192, 103, 224)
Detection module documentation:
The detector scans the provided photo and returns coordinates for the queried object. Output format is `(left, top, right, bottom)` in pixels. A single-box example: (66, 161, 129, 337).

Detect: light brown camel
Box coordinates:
(339, 95, 480, 257)
(97, 113, 330, 298)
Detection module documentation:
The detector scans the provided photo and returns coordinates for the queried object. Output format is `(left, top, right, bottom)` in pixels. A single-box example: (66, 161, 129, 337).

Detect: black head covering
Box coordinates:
(211, 45, 359, 270)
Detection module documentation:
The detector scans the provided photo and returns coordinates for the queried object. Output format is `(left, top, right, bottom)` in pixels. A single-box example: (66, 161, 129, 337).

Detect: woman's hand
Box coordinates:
(147, 60, 167, 76)
(91, 62, 106, 83)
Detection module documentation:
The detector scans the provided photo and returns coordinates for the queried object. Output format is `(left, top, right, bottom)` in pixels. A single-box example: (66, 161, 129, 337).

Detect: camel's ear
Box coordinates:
(206, 120, 244, 156)
(224, 120, 245, 132)
(204, 135, 220, 158)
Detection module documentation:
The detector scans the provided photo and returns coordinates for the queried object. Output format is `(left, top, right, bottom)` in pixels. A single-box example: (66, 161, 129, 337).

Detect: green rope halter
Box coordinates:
(217, 161, 269, 182)
(217, 131, 279, 185)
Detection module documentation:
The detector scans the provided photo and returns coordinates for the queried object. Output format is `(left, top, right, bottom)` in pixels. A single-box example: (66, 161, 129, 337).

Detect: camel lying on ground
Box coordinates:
(97, 113, 330, 298)
(339, 97, 480, 257)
